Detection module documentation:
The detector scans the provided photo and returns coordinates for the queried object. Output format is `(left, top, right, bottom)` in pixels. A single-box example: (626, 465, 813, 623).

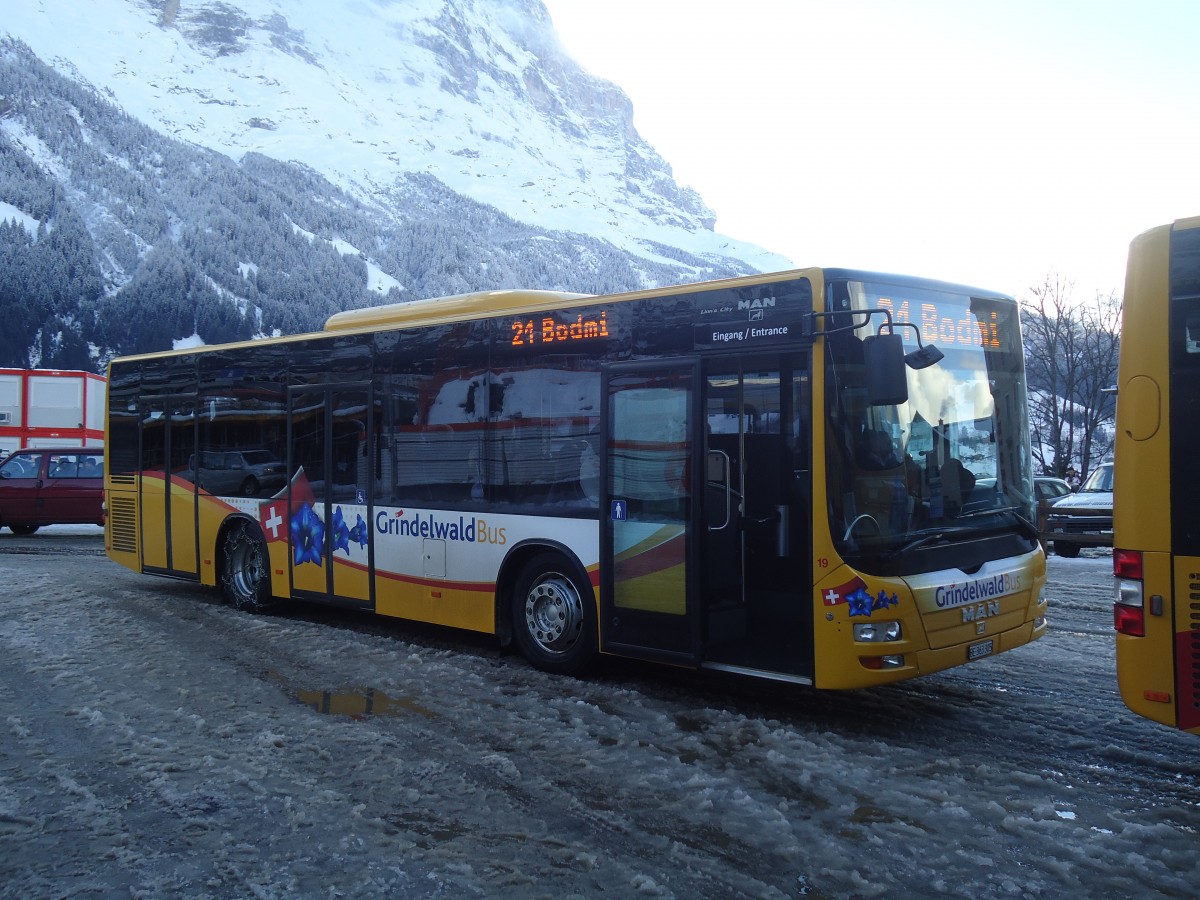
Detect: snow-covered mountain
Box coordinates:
(0, 0, 790, 370)
(13, 0, 773, 258)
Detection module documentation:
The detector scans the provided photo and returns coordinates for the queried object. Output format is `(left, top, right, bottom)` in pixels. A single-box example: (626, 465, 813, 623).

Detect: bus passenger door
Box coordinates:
(600, 361, 701, 666)
(139, 396, 199, 578)
(702, 356, 812, 678)
(288, 385, 373, 608)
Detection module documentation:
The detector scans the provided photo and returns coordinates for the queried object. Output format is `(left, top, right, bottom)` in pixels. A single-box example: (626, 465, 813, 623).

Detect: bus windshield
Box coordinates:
(825, 280, 1034, 567)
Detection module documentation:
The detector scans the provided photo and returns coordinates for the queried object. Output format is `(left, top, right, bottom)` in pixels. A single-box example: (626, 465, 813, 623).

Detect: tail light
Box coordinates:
(1113, 548, 1144, 637)
(1113, 548, 1143, 579)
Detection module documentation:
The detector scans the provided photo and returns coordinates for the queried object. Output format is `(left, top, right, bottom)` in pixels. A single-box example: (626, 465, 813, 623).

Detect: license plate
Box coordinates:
(968, 639, 994, 661)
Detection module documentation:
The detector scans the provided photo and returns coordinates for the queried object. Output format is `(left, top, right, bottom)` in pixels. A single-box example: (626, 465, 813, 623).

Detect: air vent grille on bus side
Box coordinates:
(109, 496, 137, 554)
(1183, 580, 1200, 729)
(1189, 601, 1200, 722)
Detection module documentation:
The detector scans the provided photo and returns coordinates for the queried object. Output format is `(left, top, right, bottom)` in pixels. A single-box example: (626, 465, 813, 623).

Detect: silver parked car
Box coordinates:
(189, 450, 287, 498)
(1034, 476, 1072, 503)
(1044, 463, 1113, 557)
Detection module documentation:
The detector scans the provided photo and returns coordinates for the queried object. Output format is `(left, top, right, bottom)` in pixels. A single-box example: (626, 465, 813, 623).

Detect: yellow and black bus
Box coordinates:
(105, 268, 1047, 688)
(1113, 216, 1200, 732)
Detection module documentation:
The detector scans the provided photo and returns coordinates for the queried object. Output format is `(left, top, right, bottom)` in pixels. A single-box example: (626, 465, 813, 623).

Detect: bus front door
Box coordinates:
(600, 361, 701, 666)
(701, 357, 812, 679)
(139, 396, 199, 579)
(287, 385, 373, 608)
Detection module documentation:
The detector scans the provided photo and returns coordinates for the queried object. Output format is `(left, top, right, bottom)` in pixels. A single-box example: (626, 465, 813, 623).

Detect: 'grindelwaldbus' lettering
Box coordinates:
(935, 572, 1020, 608)
(376, 511, 507, 545)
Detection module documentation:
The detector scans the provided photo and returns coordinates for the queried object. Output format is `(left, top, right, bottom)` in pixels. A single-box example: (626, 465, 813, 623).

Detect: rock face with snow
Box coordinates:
(0, 0, 788, 369)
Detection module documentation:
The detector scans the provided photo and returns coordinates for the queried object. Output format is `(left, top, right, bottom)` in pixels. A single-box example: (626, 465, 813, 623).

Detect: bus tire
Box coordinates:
(511, 551, 596, 676)
(9, 524, 39, 535)
(221, 520, 276, 612)
(1054, 541, 1080, 558)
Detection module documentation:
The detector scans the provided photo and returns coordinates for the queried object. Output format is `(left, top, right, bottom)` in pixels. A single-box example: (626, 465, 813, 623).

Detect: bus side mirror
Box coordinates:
(863, 333, 909, 406)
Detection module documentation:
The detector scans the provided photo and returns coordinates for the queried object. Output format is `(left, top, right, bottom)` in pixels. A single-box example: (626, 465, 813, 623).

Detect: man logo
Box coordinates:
(738, 297, 776, 311)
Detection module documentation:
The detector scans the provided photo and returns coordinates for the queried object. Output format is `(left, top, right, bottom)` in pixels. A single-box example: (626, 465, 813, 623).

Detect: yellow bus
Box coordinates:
(1113, 216, 1200, 732)
(105, 268, 1048, 688)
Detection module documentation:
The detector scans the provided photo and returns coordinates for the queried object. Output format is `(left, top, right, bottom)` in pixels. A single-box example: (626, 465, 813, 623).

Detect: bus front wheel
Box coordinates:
(1053, 541, 1080, 558)
(512, 552, 596, 676)
(221, 520, 275, 612)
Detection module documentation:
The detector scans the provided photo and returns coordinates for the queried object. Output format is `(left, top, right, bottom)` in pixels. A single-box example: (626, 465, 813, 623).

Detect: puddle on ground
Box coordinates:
(295, 686, 438, 720)
(266, 670, 437, 720)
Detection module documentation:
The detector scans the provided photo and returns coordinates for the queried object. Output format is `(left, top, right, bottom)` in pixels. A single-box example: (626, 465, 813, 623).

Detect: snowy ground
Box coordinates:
(0, 531, 1196, 898)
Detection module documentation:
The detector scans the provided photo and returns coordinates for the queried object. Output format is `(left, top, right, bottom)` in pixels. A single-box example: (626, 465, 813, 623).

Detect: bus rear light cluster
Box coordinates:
(1113, 548, 1145, 637)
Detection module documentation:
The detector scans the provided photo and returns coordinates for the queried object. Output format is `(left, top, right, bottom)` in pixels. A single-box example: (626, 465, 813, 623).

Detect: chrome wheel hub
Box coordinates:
(524, 574, 583, 655)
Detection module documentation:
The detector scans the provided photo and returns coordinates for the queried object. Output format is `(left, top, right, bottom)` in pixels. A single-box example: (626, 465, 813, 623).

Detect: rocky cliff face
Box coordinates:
(0, 0, 787, 369)
(7, 0, 754, 262)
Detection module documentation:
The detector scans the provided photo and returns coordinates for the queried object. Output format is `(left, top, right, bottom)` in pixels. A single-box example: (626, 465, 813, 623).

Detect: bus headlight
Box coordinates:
(854, 621, 901, 642)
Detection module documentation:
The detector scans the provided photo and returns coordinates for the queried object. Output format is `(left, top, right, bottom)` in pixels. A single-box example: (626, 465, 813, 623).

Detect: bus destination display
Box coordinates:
(510, 310, 610, 348)
(875, 295, 1009, 352)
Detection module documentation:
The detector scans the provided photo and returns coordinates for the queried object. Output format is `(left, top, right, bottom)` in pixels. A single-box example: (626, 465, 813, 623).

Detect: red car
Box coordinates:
(0, 447, 105, 534)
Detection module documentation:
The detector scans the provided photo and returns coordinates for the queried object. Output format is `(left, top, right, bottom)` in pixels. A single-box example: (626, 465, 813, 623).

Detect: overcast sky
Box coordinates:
(543, 0, 1200, 300)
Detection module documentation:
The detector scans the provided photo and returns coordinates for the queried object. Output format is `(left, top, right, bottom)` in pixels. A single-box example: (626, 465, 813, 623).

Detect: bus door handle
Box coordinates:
(707, 449, 732, 532)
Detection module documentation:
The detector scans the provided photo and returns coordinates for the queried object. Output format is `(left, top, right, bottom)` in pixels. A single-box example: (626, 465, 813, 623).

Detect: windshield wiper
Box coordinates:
(953, 505, 1040, 540)
(882, 508, 1038, 562)
(881, 529, 952, 562)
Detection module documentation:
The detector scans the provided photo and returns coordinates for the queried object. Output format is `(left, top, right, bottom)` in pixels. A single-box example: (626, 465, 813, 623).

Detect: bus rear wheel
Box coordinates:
(8, 524, 39, 535)
(512, 552, 596, 675)
(221, 520, 275, 612)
